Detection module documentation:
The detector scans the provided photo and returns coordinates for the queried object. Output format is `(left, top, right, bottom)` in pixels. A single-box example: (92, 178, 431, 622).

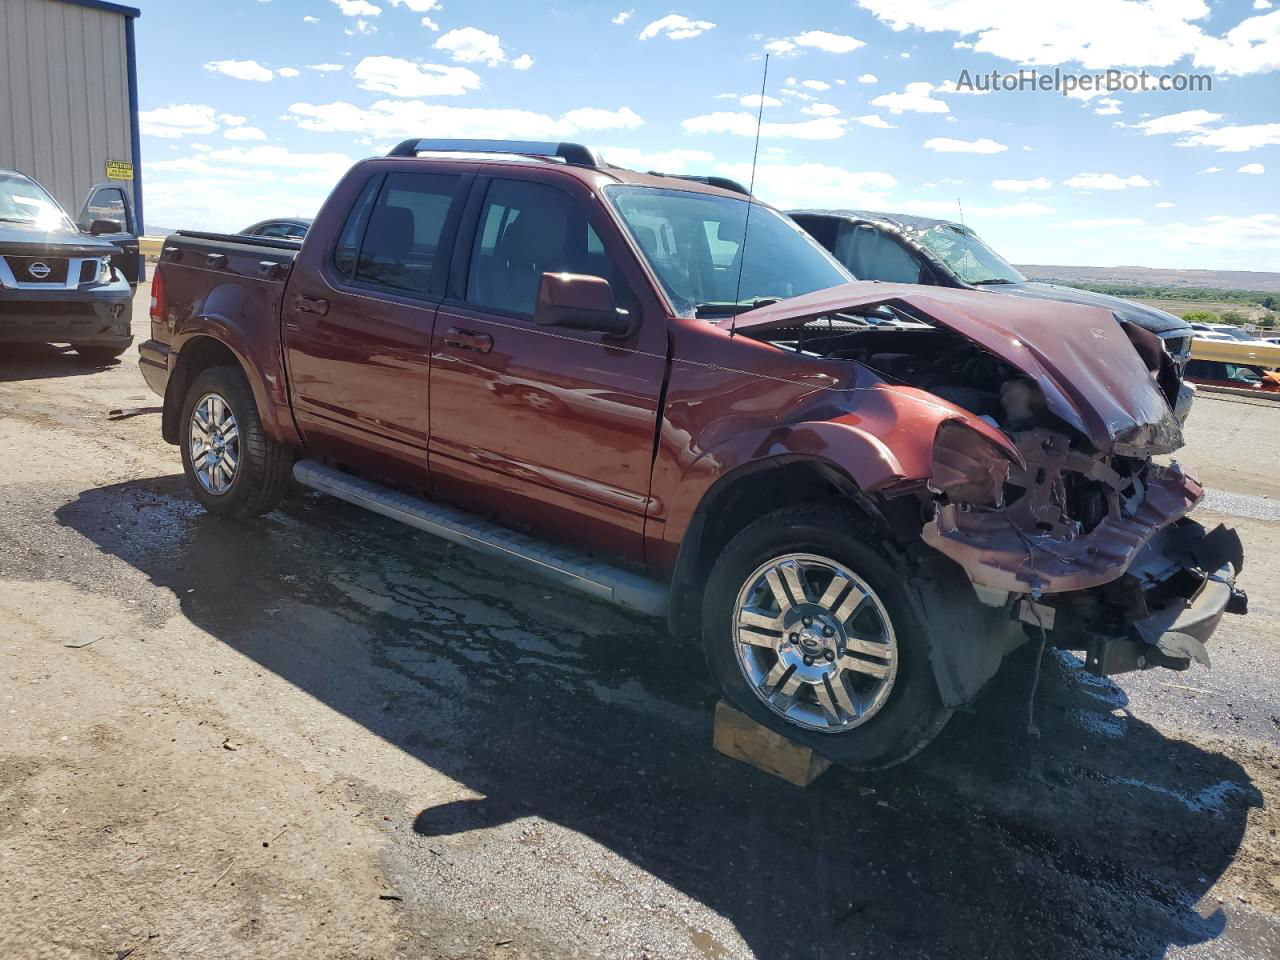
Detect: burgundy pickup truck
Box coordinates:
(139, 139, 1245, 769)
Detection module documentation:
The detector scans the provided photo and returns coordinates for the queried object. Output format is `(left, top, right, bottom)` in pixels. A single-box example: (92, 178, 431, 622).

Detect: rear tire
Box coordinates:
(179, 365, 292, 518)
(73, 343, 128, 364)
(702, 503, 951, 770)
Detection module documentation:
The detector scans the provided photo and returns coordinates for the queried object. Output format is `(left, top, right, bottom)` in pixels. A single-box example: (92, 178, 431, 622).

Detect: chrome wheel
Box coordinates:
(733, 553, 898, 733)
(188, 392, 240, 495)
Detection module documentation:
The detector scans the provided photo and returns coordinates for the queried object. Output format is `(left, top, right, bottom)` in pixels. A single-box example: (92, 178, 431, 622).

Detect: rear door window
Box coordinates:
(835, 225, 931, 284)
(345, 172, 464, 297)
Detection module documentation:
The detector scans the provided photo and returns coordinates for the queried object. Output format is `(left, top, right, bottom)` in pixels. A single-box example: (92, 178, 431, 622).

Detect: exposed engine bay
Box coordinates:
(744, 305, 1246, 678)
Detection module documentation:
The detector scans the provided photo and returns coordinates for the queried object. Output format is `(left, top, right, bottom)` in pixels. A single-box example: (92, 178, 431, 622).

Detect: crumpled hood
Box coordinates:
(993, 281, 1191, 337)
(0, 219, 117, 258)
(736, 281, 1183, 454)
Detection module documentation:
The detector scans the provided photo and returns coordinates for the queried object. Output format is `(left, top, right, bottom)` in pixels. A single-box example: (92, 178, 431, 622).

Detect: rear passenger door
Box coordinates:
(283, 170, 470, 485)
(427, 174, 667, 562)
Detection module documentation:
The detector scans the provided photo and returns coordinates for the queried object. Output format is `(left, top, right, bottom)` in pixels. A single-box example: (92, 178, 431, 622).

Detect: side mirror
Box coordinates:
(88, 218, 122, 235)
(534, 272, 632, 337)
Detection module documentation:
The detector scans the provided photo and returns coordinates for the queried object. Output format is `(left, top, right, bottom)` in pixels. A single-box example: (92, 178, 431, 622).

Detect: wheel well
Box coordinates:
(162, 337, 240, 444)
(667, 458, 891, 637)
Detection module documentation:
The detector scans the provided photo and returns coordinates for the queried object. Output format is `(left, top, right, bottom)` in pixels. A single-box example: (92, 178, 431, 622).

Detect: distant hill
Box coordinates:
(1015, 264, 1280, 293)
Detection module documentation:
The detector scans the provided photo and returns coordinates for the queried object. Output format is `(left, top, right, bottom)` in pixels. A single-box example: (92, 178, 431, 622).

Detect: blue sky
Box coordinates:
(137, 0, 1279, 271)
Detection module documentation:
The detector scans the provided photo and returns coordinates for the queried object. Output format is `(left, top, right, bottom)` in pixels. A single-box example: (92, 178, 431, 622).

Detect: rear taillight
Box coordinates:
(150, 268, 165, 323)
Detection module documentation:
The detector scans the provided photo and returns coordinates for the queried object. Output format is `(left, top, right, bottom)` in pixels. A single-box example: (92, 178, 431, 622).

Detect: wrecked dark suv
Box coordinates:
(790, 209, 1197, 421)
(141, 139, 1245, 769)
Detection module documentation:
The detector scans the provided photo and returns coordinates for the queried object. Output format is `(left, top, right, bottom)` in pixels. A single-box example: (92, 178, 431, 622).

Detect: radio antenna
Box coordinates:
(729, 53, 769, 339)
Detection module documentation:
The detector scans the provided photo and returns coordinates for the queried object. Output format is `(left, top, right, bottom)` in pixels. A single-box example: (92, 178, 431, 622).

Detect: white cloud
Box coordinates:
(346, 18, 377, 35)
(612, 10, 633, 24)
(858, 73, 878, 83)
(802, 103, 841, 117)
(934, 79, 989, 96)
(901, 199, 1054, 218)
(854, 114, 895, 128)
(511, 53, 534, 70)
(922, 137, 1007, 153)
(224, 126, 268, 141)
(435, 27, 508, 66)
(871, 81, 949, 114)
(1176, 122, 1280, 152)
(560, 107, 644, 130)
(276, 67, 300, 78)
(801, 79, 831, 91)
(1161, 214, 1280, 260)
(855, 1, 1280, 77)
(1063, 172, 1156, 190)
(286, 99, 643, 140)
(303, 15, 318, 23)
(739, 94, 783, 108)
(1136, 109, 1223, 135)
(204, 59, 275, 82)
(218, 113, 246, 126)
(139, 104, 220, 138)
(638, 14, 716, 40)
(1199, 166, 1223, 173)
(387, 0, 439, 10)
(1093, 97, 1121, 116)
(714, 162, 896, 209)
(599, 147, 716, 172)
(308, 63, 345, 72)
(681, 111, 847, 140)
(1155, 201, 1175, 208)
(765, 29, 865, 55)
(1063, 217, 1146, 228)
(992, 177, 1052, 192)
(1255, 1, 1274, 10)
(1239, 162, 1266, 174)
(1193, 10, 1280, 76)
(330, 0, 381, 15)
(352, 56, 481, 97)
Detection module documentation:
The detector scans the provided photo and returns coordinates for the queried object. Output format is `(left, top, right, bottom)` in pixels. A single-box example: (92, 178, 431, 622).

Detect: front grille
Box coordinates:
(1162, 335, 1191, 359)
(3, 256, 69, 284)
(0, 301, 94, 316)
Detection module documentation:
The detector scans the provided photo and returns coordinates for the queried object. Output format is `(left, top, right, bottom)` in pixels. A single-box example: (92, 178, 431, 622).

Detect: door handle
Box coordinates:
(294, 295, 329, 316)
(444, 327, 493, 354)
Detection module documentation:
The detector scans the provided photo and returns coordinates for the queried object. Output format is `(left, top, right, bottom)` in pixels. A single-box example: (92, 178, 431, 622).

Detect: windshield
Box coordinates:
(916, 223, 1025, 285)
(606, 186, 851, 317)
(0, 173, 73, 230)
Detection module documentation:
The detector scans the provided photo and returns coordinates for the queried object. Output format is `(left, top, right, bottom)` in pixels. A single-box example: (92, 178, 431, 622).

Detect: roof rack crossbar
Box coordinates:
(387, 138, 603, 168)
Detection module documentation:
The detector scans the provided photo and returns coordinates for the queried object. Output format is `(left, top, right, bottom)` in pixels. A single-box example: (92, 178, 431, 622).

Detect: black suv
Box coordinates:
(0, 169, 138, 363)
(790, 209, 1195, 416)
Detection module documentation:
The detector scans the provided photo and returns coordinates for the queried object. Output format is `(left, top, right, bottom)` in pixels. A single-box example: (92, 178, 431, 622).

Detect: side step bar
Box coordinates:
(292, 460, 669, 617)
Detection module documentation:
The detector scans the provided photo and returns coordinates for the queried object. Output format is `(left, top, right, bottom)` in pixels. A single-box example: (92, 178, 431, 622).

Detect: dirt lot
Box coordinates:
(2, 288, 1278, 960)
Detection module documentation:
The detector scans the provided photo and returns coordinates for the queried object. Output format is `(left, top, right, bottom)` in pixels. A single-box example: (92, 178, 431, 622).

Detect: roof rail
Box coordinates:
(386, 138, 604, 168)
(649, 173, 752, 196)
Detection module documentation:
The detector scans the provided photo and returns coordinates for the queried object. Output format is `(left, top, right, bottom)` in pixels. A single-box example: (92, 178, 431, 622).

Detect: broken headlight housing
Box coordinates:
(928, 419, 1023, 508)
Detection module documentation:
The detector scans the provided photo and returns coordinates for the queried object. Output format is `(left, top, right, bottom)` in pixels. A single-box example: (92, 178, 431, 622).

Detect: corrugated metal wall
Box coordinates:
(0, 0, 132, 219)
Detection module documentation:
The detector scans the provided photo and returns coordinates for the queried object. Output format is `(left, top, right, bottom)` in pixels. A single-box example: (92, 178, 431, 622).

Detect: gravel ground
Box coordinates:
(1, 288, 1277, 960)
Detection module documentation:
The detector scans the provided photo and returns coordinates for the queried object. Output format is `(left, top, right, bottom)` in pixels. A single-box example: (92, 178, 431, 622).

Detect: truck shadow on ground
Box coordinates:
(57, 476, 1263, 960)
(0, 342, 120, 381)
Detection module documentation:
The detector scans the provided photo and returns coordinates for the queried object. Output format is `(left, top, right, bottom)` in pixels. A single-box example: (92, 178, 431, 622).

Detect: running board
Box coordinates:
(292, 460, 669, 617)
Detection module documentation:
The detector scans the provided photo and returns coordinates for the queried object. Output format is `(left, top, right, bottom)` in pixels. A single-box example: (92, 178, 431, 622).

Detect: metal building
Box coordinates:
(0, 0, 142, 232)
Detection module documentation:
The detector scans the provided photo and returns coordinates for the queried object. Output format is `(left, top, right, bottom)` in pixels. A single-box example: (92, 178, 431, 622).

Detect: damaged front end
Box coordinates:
(736, 283, 1248, 679)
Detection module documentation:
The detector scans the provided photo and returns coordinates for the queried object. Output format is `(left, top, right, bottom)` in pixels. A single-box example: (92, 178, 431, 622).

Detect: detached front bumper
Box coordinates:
(1049, 520, 1247, 677)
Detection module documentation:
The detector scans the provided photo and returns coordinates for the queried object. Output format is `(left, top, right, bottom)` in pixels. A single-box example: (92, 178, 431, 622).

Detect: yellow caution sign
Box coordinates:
(105, 160, 134, 181)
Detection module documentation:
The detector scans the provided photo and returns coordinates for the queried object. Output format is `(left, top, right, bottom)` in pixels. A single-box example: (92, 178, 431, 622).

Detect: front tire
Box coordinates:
(179, 365, 292, 518)
(702, 503, 951, 770)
